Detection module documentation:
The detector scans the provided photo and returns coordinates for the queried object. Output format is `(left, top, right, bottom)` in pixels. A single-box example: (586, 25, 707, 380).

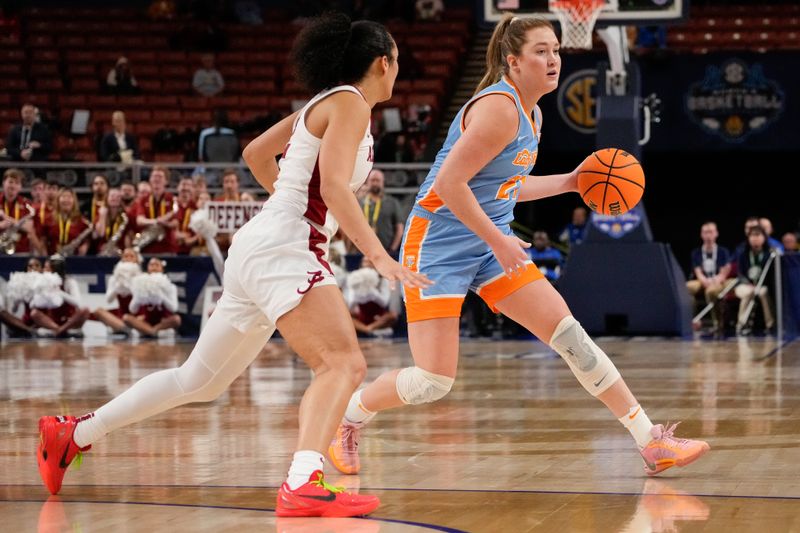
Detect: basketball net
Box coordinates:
(549, 0, 605, 50)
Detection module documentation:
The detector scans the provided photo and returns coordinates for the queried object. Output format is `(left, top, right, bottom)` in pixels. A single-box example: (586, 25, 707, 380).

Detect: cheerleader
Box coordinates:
(92, 248, 142, 334)
(1, 257, 42, 336)
(123, 257, 181, 337)
(29, 256, 90, 337)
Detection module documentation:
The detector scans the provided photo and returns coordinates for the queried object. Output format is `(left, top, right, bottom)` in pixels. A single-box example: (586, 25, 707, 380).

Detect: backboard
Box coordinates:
(485, 0, 688, 27)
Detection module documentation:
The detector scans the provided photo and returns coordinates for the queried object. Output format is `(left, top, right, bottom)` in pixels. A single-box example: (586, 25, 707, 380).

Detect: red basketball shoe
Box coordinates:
(37, 415, 91, 495)
(276, 470, 380, 518)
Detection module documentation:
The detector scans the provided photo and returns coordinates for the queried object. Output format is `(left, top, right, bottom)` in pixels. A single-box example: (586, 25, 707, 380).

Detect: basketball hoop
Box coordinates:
(549, 0, 606, 50)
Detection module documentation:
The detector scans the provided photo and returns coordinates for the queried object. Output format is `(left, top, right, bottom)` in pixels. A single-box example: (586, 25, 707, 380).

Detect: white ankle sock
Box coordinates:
(72, 412, 109, 449)
(618, 404, 654, 449)
(343, 389, 375, 425)
(286, 450, 324, 490)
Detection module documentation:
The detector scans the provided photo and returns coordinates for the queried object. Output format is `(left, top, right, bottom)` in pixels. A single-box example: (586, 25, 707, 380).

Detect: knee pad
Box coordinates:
(396, 366, 454, 405)
(549, 316, 620, 396)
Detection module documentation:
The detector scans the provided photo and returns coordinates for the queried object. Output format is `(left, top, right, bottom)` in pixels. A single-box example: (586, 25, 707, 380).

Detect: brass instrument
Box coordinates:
(59, 225, 94, 257)
(132, 222, 165, 253)
(0, 204, 36, 255)
(133, 197, 177, 253)
(99, 212, 129, 257)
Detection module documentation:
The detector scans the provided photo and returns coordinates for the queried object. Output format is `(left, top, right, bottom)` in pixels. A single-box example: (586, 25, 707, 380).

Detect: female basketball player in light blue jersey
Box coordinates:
(330, 14, 710, 477)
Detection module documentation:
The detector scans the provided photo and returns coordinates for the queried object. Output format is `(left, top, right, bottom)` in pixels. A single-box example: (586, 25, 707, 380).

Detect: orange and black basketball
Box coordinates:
(577, 148, 645, 216)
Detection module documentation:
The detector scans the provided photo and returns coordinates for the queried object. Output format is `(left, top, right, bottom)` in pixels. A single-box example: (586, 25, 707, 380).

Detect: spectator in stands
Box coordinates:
(105, 57, 140, 95)
(119, 180, 137, 210)
(0, 168, 43, 255)
(734, 225, 775, 335)
(686, 221, 734, 334)
(558, 206, 589, 249)
(211, 169, 241, 252)
(30, 178, 45, 205)
(360, 169, 404, 257)
(528, 231, 563, 283)
(34, 179, 59, 234)
(5, 103, 52, 162)
(100, 111, 141, 163)
(133, 166, 178, 254)
(30, 255, 90, 337)
(91, 247, 142, 335)
(240, 191, 257, 202)
(781, 232, 798, 253)
(344, 257, 397, 337)
(192, 173, 208, 200)
(82, 173, 109, 225)
(43, 188, 90, 256)
(196, 191, 211, 208)
(415, 0, 444, 22)
(124, 257, 181, 337)
(174, 177, 199, 255)
(758, 217, 784, 254)
(733, 216, 763, 260)
(192, 54, 225, 97)
(215, 169, 241, 201)
(198, 110, 239, 163)
(92, 188, 129, 256)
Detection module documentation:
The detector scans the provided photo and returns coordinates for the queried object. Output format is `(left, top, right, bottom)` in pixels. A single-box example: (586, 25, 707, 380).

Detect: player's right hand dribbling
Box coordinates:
(372, 255, 433, 290)
(490, 233, 531, 279)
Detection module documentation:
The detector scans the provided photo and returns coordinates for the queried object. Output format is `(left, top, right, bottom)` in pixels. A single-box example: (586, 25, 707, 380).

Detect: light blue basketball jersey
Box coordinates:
(413, 76, 541, 226)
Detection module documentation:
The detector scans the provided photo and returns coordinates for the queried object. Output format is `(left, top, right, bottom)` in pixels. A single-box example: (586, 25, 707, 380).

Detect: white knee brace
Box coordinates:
(549, 316, 620, 396)
(396, 366, 454, 405)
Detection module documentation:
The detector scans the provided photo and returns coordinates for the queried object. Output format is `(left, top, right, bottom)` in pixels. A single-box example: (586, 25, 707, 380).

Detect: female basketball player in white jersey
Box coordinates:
(36, 13, 429, 518)
(330, 14, 709, 477)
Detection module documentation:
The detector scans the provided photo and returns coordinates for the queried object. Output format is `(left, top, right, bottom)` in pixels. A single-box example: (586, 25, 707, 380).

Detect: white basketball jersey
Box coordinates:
(268, 85, 374, 238)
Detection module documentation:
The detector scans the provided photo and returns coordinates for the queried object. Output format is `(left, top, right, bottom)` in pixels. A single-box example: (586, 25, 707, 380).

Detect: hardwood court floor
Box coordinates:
(1, 336, 799, 532)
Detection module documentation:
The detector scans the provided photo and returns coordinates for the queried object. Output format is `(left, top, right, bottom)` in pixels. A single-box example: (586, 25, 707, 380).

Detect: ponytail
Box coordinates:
(476, 14, 515, 94)
(475, 14, 557, 94)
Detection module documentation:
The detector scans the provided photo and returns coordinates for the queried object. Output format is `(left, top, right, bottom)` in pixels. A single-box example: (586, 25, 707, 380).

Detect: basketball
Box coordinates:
(577, 148, 645, 216)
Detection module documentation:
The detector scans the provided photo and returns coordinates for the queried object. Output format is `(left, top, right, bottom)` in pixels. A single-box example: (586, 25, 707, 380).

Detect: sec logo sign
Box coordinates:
(557, 69, 599, 134)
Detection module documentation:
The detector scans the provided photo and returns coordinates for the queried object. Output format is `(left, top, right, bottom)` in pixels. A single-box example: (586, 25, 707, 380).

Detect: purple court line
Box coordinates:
(0, 498, 469, 533)
(3, 484, 800, 502)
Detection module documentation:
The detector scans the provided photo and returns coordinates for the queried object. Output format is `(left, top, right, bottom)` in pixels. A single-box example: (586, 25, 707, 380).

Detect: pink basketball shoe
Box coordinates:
(640, 423, 710, 476)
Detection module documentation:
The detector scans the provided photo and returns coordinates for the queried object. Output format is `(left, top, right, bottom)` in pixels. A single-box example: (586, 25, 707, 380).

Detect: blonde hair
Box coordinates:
(476, 14, 556, 94)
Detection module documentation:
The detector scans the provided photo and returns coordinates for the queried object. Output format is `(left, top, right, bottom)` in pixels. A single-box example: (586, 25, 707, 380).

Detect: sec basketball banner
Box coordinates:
(206, 202, 264, 233)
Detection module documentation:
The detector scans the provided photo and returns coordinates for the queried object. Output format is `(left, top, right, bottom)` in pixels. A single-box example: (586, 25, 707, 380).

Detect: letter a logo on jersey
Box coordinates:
(512, 149, 533, 167)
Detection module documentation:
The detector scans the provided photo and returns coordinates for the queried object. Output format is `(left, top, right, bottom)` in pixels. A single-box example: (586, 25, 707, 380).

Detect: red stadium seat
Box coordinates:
(58, 95, 88, 108)
(4, 79, 29, 92)
(30, 63, 59, 77)
(163, 80, 190, 94)
(71, 78, 101, 92)
(180, 96, 210, 110)
(146, 95, 179, 108)
(407, 92, 439, 109)
(239, 96, 271, 113)
(31, 49, 59, 62)
(67, 64, 97, 77)
(224, 80, 250, 94)
(247, 65, 277, 79)
(27, 34, 54, 47)
(0, 63, 23, 76)
(137, 79, 163, 92)
(154, 110, 183, 122)
(183, 110, 212, 124)
(0, 48, 25, 62)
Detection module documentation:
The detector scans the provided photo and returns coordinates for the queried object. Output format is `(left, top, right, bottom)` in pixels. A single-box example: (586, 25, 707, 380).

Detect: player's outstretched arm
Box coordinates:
(517, 170, 578, 202)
